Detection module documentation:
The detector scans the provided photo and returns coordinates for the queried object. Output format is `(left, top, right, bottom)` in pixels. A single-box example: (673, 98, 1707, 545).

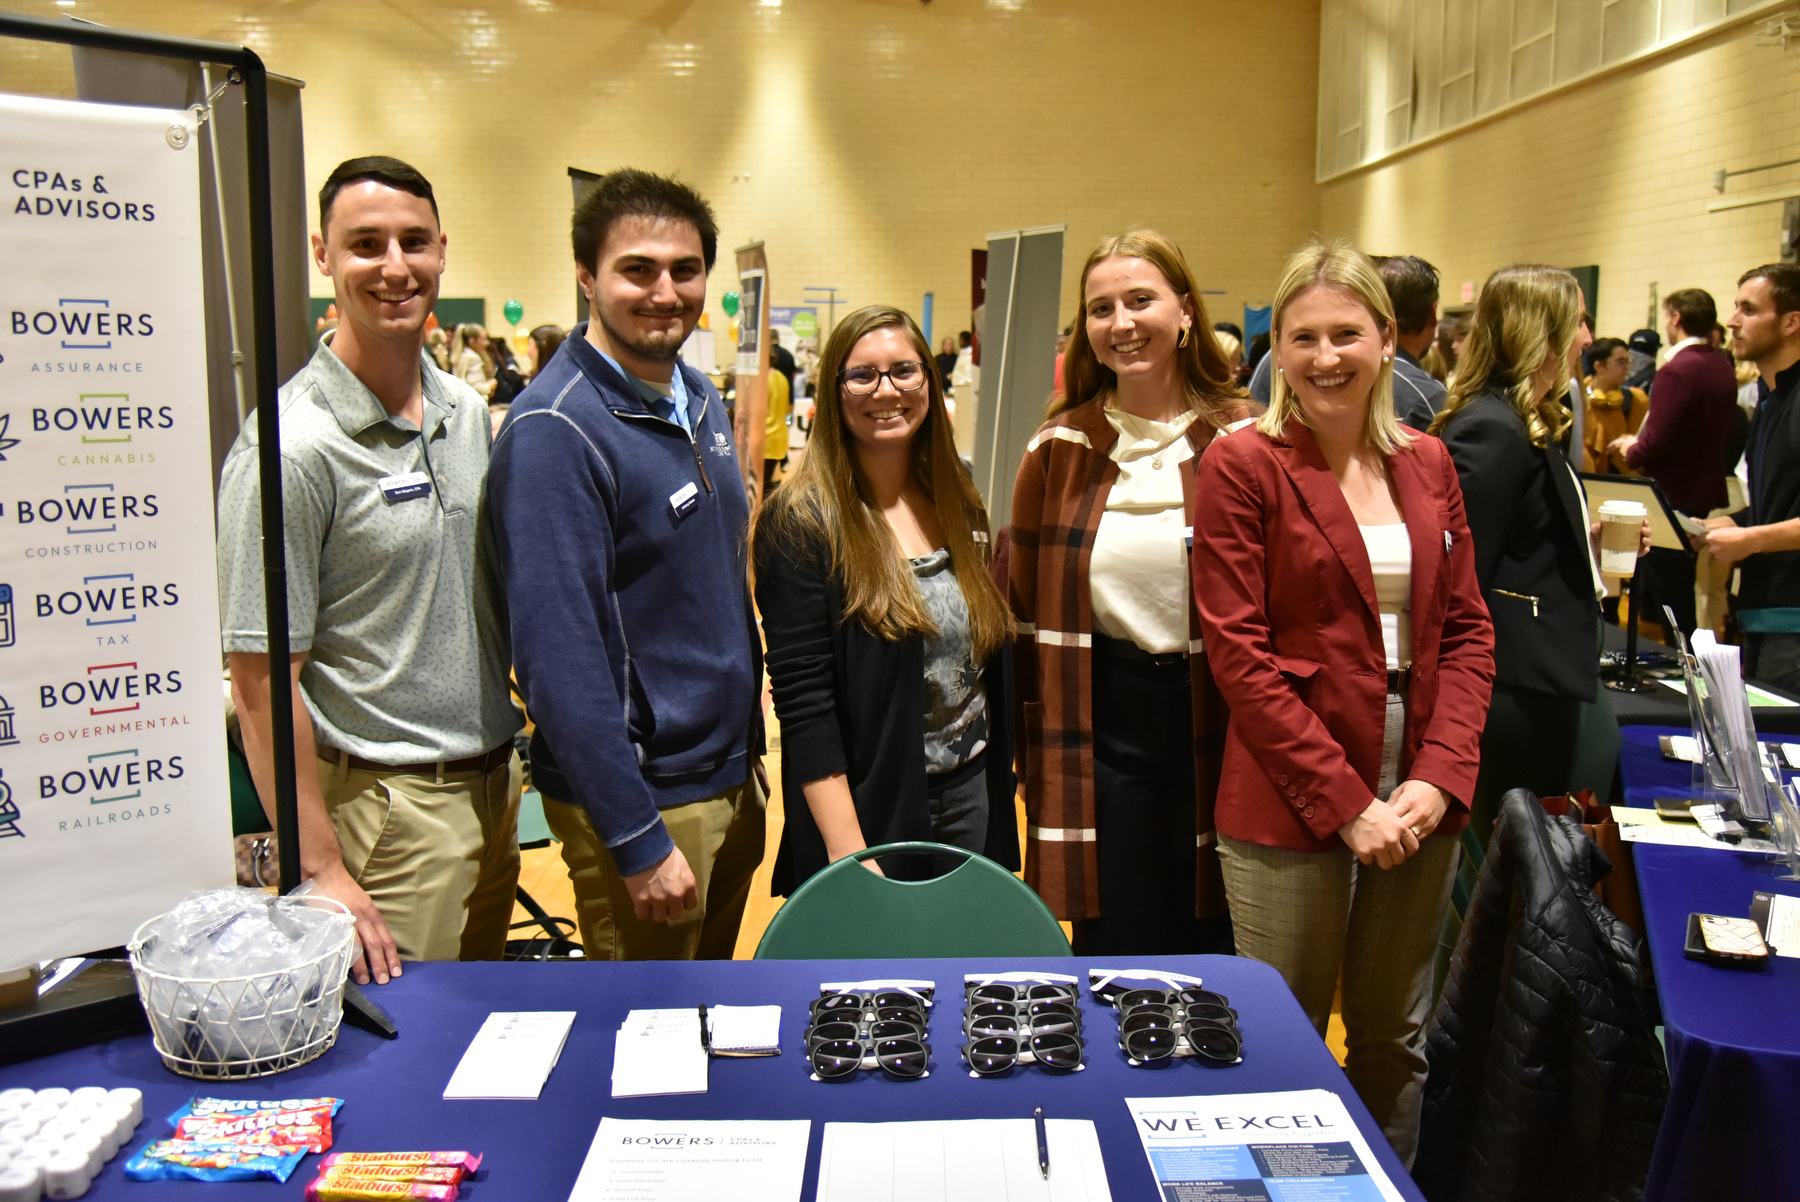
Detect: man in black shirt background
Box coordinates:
(1702, 263, 1800, 691)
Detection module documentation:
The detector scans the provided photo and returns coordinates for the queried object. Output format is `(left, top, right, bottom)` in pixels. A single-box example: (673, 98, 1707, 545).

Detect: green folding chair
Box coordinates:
(753, 842, 1072, 960)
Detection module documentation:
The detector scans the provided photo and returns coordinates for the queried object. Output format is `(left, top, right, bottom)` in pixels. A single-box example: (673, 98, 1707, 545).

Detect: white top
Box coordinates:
(1359, 523, 1412, 671)
(1091, 406, 1197, 654)
(1563, 461, 1606, 600)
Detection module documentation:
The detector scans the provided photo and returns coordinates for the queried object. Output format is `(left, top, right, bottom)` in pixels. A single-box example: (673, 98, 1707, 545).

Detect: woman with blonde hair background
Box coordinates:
(754, 305, 1019, 891)
(1010, 228, 1257, 955)
(1193, 240, 1493, 1163)
(452, 322, 496, 397)
(1431, 267, 1649, 844)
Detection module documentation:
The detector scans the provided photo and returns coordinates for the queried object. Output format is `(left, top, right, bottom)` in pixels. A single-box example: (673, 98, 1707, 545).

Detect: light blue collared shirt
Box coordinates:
(591, 345, 694, 437)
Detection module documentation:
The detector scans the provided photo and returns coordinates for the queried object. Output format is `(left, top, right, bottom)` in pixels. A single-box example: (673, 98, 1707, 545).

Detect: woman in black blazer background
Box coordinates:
(753, 305, 1019, 893)
(1431, 265, 1649, 842)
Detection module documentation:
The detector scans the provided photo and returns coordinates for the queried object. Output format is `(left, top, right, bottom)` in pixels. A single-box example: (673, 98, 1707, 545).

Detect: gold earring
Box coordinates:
(1178, 325, 1191, 348)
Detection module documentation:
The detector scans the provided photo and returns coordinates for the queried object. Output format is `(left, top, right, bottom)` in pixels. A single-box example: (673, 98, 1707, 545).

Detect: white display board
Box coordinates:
(0, 93, 234, 971)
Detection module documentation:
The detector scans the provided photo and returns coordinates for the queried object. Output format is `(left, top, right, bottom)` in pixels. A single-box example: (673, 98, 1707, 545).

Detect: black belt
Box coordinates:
(1387, 667, 1413, 694)
(1093, 632, 1187, 668)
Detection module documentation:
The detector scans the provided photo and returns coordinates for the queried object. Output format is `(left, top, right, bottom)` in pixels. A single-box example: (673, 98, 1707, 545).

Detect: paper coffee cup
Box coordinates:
(1598, 499, 1647, 575)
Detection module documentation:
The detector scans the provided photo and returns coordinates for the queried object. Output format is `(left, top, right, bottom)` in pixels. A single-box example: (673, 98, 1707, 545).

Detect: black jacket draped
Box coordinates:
(753, 523, 1019, 896)
(1414, 790, 1668, 1202)
(1438, 389, 1601, 700)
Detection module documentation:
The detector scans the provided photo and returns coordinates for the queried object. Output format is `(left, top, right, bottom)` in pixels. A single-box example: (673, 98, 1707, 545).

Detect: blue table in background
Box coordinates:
(0, 955, 1424, 1200)
(1618, 725, 1800, 1201)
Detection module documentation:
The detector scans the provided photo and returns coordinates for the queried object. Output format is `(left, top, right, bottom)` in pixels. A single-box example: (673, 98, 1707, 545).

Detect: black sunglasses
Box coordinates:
(811, 1035, 930, 1080)
(963, 1032, 1085, 1076)
(1114, 987, 1232, 1012)
(967, 983, 1078, 1004)
(1118, 1014, 1242, 1065)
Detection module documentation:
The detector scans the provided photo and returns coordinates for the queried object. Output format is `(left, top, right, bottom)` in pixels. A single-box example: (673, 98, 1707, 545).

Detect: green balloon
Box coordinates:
(503, 298, 524, 326)
(722, 290, 740, 318)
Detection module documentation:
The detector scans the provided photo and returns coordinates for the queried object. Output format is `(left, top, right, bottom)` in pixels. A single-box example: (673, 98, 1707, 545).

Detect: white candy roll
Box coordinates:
(0, 1164, 40, 1202)
(25, 1095, 64, 1114)
(15, 1142, 53, 1162)
(39, 1152, 88, 1201)
(0, 1154, 8, 1177)
(0, 1105, 22, 1128)
(60, 1096, 101, 1114)
(98, 1104, 134, 1146)
(58, 1140, 97, 1182)
(30, 1125, 76, 1149)
(101, 1091, 140, 1129)
(75, 1124, 114, 1165)
(0, 1124, 35, 1144)
(0, 1093, 31, 1109)
(0, 1139, 23, 1161)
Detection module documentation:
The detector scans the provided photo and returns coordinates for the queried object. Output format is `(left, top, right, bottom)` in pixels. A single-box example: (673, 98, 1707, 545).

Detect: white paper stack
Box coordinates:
(443, 1011, 576, 1100)
(706, 1005, 782, 1056)
(612, 1008, 709, 1098)
(1692, 631, 1773, 820)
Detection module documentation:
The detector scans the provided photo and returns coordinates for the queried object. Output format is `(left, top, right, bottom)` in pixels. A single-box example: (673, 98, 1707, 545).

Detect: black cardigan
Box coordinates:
(753, 524, 1020, 896)
(1438, 390, 1601, 701)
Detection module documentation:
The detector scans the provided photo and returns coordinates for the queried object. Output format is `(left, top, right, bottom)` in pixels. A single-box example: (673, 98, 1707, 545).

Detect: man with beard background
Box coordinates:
(487, 170, 765, 960)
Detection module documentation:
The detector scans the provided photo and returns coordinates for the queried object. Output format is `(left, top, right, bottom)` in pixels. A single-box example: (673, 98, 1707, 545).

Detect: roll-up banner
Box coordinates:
(732, 242, 769, 507)
(0, 93, 234, 971)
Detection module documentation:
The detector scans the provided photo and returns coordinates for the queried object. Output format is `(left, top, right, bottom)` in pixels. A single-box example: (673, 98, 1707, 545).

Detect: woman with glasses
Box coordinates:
(754, 305, 1018, 892)
(1010, 228, 1257, 956)
(1192, 241, 1493, 1165)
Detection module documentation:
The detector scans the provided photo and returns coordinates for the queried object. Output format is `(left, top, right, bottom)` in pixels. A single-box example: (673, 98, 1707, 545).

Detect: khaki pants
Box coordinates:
(542, 779, 765, 960)
(319, 752, 522, 962)
(1217, 832, 1459, 1168)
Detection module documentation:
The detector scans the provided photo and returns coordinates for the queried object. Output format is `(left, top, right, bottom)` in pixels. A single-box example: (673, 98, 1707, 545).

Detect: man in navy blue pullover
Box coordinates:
(488, 170, 764, 959)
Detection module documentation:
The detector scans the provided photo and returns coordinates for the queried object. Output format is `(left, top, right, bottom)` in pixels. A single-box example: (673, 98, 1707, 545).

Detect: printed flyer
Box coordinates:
(0, 92, 234, 969)
(1126, 1090, 1406, 1202)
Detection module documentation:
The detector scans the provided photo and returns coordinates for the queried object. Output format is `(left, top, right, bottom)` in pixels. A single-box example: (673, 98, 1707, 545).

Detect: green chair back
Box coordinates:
(753, 842, 1072, 960)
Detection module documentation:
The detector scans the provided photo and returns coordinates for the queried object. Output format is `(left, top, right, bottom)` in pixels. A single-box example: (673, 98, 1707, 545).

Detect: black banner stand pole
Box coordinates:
(1606, 562, 1660, 695)
(0, 13, 299, 890)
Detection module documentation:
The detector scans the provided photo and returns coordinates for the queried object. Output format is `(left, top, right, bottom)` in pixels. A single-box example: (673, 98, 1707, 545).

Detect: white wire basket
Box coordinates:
(127, 895, 357, 1079)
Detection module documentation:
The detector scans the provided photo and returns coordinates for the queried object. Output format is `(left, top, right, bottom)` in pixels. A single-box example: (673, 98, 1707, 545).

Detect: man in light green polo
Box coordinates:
(217, 157, 521, 984)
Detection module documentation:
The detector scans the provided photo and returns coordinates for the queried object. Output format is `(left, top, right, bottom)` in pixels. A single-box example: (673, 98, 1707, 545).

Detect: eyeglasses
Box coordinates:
(964, 1004, 1082, 1040)
(1113, 987, 1232, 1013)
(839, 361, 927, 395)
(962, 1032, 1085, 1076)
(1117, 1013, 1242, 1065)
(966, 983, 1079, 1004)
(811, 1035, 931, 1080)
(805, 987, 932, 1081)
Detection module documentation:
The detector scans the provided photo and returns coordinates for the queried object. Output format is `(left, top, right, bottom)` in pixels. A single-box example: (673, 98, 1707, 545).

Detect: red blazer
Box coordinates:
(1192, 422, 1495, 852)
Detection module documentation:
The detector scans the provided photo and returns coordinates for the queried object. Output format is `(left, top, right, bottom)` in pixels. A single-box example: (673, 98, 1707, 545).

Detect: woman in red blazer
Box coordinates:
(1192, 241, 1493, 1166)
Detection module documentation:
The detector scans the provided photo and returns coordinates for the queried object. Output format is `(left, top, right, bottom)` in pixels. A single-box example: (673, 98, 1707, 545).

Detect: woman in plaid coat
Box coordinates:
(1009, 229, 1258, 955)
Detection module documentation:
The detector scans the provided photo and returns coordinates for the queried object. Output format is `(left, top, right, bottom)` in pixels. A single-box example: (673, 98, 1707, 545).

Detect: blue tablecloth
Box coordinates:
(0, 955, 1424, 1200)
(1618, 726, 1800, 1201)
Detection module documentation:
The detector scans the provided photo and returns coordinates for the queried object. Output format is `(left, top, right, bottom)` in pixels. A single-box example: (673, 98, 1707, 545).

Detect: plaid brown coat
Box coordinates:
(1007, 397, 1259, 920)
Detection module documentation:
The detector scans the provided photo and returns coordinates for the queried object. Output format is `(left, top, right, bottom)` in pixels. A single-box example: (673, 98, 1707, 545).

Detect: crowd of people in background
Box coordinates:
(249, 156, 1800, 1168)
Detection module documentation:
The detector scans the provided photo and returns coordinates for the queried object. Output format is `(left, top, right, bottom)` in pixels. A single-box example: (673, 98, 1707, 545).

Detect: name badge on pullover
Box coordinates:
(670, 480, 700, 519)
(379, 471, 433, 504)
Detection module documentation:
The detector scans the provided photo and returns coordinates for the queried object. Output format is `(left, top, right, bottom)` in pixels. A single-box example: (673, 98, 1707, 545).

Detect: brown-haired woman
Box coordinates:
(754, 305, 1019, 890)
(1010, 228, 1258, 954)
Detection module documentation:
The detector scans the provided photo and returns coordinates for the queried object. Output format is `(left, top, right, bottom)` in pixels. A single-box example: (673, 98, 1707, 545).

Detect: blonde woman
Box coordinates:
(452, 323, 496, 397)
(1010, 228, 1257, 955)
(1431, 267, 1650, 845)
(754, 305, 1018, 891)
(1193, 241, 1494, 1164)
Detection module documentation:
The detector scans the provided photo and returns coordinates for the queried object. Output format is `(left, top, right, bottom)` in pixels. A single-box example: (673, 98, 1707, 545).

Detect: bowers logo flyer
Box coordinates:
(0, 93, 234, 970)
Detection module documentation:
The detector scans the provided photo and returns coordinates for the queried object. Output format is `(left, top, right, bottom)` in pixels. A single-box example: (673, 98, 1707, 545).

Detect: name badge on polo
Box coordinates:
(378, 471, 433, 504)
(670, 480, 700, 519)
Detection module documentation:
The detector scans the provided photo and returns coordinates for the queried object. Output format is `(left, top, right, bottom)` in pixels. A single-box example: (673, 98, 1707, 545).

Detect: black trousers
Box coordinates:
(1071, 635, 1235, 957)
(1635, 547, 1697, 638)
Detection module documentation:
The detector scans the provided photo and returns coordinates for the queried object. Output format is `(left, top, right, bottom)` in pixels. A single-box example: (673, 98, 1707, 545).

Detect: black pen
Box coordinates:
(699, 1004, 711, 1055)
(1034, 1106, 1049, 1179)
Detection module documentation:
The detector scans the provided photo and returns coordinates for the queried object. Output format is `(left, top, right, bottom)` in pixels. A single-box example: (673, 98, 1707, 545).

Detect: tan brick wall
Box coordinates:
(1, 0, 1324, 353)
(1319, 21, 1800, 340)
